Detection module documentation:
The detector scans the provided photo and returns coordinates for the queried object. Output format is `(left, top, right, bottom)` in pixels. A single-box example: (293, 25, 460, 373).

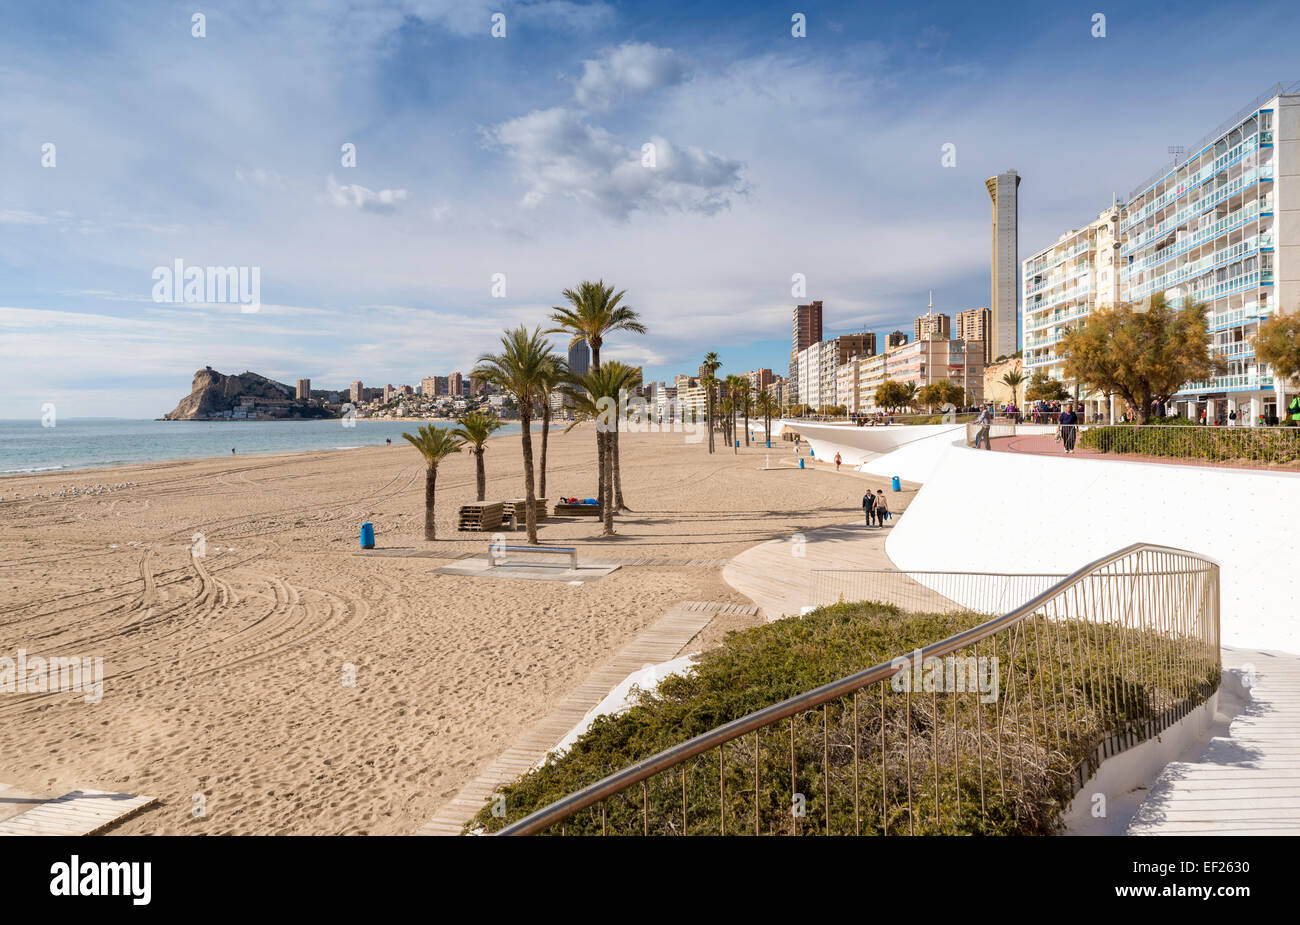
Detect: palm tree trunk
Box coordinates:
(706, 389, 714, 454)
(519, 405, 538, 544)
(474, 448, 486, 502)
(424, 466, 437, 541)
(540, 402, 550, 501)
(600, 431, 614, 535)
(744, 401, 750, 447)
(595, 428, 604, 511)
(613, 424, 628, 511)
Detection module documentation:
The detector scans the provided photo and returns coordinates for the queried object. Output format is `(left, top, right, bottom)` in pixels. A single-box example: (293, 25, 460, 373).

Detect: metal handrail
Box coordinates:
(498, 541, 1219, 835)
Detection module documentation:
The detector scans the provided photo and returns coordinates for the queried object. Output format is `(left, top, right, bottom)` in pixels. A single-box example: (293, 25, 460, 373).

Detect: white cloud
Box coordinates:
(487, 108, 746, 219)
(573, 42, 684, 112)
(326, 175, 410, 213)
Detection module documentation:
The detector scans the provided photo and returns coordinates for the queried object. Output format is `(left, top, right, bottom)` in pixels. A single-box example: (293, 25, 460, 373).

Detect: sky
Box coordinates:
(2, 0, 1298, 417)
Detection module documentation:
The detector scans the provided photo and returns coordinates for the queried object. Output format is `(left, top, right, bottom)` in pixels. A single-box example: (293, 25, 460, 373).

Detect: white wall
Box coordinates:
(886, 442, 1300, 653)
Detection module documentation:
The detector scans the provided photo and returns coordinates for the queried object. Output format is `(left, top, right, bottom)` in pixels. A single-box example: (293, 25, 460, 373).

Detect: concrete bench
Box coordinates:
(488, 545, 578, 569)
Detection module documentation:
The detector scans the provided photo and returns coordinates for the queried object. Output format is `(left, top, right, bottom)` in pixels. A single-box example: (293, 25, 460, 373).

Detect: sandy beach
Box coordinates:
(0, 426, 901, 834)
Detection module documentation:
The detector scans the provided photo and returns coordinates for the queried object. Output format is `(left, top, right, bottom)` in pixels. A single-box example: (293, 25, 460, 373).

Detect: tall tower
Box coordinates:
(567, 340, 591, 377)
(985, 169, 1020, 360)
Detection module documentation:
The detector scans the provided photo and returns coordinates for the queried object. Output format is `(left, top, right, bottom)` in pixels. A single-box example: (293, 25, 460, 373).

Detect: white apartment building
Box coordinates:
(1022, 207, 1124, 420)
(836, 361, 860, 414)
(1024, 82, 1300, 423)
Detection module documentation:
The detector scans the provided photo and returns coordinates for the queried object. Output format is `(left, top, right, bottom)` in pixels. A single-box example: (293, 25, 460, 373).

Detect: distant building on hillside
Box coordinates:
(296, 378, 311, 400)
(349, 380, 363, 404)
(449, 372, 464, 397)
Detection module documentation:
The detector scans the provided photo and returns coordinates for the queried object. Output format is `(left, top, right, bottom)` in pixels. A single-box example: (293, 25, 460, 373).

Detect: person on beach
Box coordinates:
(874, 489, 890, 524)
(1058, 403, 1079, 454)
(862, 491, 877, 526)
(834, 452, 842, 471)
(231, 447, 236, 455)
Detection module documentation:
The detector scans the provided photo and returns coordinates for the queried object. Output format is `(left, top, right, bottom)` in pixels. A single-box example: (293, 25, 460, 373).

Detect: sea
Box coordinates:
(0, 418, 520, 476)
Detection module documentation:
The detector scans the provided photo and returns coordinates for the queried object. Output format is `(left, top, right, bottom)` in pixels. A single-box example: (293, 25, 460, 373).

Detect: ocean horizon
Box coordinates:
(0, 418, 522, 476)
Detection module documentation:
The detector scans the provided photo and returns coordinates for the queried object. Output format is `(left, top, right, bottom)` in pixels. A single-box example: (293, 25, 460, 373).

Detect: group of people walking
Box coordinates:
(862, 489, 890, 527)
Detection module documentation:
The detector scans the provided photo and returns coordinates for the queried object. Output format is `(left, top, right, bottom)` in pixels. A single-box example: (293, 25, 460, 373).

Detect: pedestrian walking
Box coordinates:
(1058, 403, 1079, 454)
(974, 404, 993, 450)
(874, 489, 890, 525)
(834, 452, 842, 471)
(862, 490, 877, 526)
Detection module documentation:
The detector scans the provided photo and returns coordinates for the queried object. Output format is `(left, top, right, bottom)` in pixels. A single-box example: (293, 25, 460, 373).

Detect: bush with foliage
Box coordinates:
(469, 601, 1216, 835)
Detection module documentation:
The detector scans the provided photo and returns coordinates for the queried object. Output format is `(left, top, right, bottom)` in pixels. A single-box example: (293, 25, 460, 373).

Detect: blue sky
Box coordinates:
(2, 0, 1297, 416)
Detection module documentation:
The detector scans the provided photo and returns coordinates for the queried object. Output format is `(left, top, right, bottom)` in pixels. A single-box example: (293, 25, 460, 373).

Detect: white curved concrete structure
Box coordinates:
(778, 420, 963, 483)
(886, 441, 1300, 653)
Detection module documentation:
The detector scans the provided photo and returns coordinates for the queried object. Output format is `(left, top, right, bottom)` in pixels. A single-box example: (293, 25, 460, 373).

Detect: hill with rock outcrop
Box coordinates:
(162, 367, 336, 420)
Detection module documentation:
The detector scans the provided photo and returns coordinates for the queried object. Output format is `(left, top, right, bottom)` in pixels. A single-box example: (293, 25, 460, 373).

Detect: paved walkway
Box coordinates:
(994, 432, 1300, 475)
(1127, 646, 1300, 834)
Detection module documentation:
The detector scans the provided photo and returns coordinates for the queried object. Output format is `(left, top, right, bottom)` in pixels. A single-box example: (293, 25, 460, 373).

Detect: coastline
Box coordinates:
(0, 419, 525, 480)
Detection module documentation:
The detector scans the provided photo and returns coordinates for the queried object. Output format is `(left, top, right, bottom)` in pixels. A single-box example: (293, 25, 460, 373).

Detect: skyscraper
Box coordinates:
(568, 340, 590, 377)
(296, 378, 311, 400)
(449, 372, 464, 397)
(789, 301, 823, 402)
(985, 169, 1021, 359)
(349, 380, 363, 404)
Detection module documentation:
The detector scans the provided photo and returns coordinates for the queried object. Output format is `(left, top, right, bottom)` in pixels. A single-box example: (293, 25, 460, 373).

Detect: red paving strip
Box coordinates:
(990, 433, 1300, 474)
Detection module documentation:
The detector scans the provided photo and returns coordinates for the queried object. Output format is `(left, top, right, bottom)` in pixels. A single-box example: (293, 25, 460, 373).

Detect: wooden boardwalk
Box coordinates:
(1128, 647, 1300, 835)
(417, 601, 753, 835)
(0, 789, 157, 836)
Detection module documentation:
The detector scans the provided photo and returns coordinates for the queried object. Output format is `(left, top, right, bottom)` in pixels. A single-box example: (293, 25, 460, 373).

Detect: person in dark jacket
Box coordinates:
(862, 491, 877, 526)
(1058, 403, 1079, 454)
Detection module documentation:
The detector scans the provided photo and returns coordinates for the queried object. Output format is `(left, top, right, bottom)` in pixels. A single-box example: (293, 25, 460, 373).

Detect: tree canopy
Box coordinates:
(1060, 291, 1220, 423)
(1255, 311, 1300, 384)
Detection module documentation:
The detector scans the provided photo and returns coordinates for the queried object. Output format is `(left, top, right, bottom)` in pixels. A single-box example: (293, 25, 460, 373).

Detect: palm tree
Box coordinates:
(562, 362, 641, 535)
(755, 388, 778, 445)
(535, 356, 566, 502)
(902, 382, 919, 414)
(472, 326, 556, 544)
(724, 374, 748, 453)
(1000, 369, 1025, 409)
(548, 280, 647, 510)
(701, 351, 721, 453)
(452, 411, 503, 502)
(401, 424, 463, 540)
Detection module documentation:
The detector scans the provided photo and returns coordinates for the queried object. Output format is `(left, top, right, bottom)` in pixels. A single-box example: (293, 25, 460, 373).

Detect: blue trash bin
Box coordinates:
(798, 458, 805, 469)
(766, 440, 771, 448)
(360, 522, 375, 549)
(891, 476, 901, 491)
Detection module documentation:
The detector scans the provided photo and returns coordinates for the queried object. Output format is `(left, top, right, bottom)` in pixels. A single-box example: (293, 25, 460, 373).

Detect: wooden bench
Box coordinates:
(487, 545, 578, 569)
(553, 502, 602, 517)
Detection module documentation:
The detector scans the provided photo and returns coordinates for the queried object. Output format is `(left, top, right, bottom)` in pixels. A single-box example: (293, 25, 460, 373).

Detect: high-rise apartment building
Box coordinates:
(1024, 82, 1300, 423)
(449, 372, 464, 397)
(296, 378, 311, 400)
(568, 341, 591, 378)
(887, 330, 909, 348)
(986, 169, 1021, 359)
(954, 308, 993, 364)
(349, 380, 363, 404)
(914, 312, 951, 341)
(745, 368, 775, 392)
(1023, 208, 1123, 418)
(789, 300, 824, 401)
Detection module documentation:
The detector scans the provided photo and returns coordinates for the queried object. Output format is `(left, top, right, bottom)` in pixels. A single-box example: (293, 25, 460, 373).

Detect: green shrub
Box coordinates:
(468, 601, 1216, 836)
(1080, 424, 1300, 466)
